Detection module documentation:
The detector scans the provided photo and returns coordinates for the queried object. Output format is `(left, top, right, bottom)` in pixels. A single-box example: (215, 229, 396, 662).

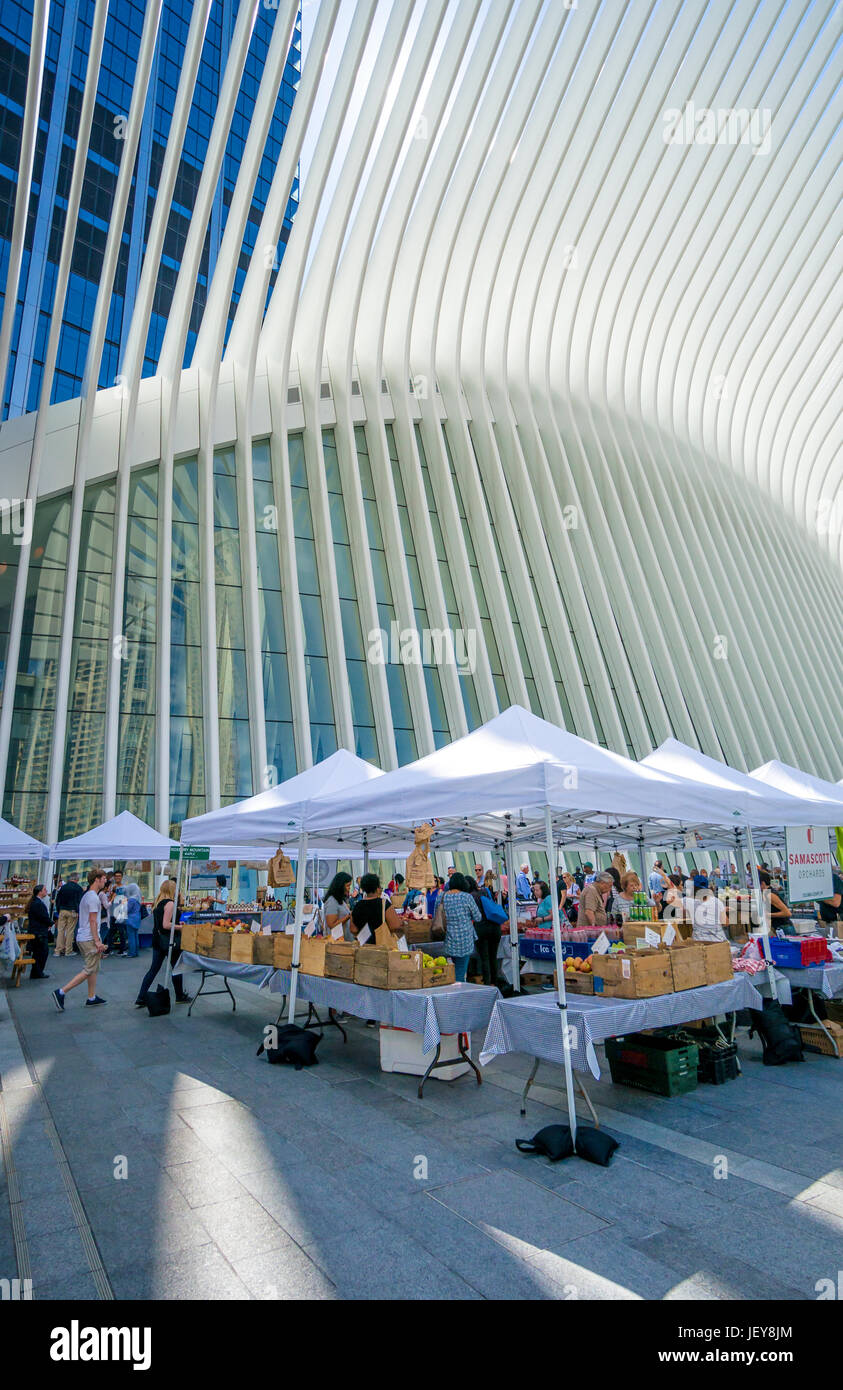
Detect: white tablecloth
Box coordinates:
(269, 969, 499, 1053)
(176, 951, 276, 990)
(776, 962, 843, 999)
(479, 976, 764, 1079)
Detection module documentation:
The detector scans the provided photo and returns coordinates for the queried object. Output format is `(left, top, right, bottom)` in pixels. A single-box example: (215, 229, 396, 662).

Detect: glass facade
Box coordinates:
(0, 0, 300, 420)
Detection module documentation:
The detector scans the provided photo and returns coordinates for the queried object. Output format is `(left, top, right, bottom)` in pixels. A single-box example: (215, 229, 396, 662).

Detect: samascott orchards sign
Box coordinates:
(784, 826, 833, 902)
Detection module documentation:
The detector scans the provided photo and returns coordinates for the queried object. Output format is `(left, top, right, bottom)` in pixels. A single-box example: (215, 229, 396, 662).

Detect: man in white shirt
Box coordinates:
(684, 880, 729, 943)
(53, 867, 108, 1010)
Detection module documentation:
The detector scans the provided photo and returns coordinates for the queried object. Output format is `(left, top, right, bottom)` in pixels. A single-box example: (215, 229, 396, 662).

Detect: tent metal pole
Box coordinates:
(165, 846, 184, 989)
(637, 828, 646, 890)
(545, 806, 577, 1142)
(504, 830, 519, 993)
(287, 830, 308, 1023)
(362, 828, 369, 876)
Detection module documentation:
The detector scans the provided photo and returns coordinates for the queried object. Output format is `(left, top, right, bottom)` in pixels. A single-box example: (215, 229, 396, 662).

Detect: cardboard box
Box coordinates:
(229, 932, 256, 965)
(325, 940, 357, 981)
(353, 946, 424, 990)
(180, 922, 197, 954)
(699, 940, 733, 985)
(667, 941, 707, 992)
(554, 969, 594, 995)
(592, 948, 673, 999)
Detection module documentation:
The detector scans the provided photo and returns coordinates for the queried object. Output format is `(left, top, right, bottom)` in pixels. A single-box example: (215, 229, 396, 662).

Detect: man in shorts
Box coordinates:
(52, 867, 108, 1010)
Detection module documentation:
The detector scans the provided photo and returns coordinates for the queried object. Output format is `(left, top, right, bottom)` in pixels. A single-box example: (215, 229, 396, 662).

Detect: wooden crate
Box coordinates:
(667, 941, 707, 992)
(273, 933, 294, 969)
(325, 941, 357, 981)
(699, 940, 733, 985)
(797, 1021, 843, 1057)
(592, 948, 673, 999)
(299, 936, 328, 977)
(195, 924, 216, 956)
(253, 933, 276, 966)
(424, 960, 456, 988)
(208, 930, 232, 961)
(401, 919, 435, 944)
(554, 969, 594, 995)
(180, 922, 197, 954)
(353, 946, 423, 990)
(229, 932, 256, 965)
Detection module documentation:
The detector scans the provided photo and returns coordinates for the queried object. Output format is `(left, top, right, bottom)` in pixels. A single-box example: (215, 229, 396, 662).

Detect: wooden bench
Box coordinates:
(10, 932, 34, 986)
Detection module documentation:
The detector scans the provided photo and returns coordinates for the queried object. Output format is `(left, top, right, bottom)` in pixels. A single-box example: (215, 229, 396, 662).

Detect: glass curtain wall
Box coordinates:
(214, 446, 252, 804)
(252, 438, 295, 785)
(170, 455, 204, 834)
(289, 432, 336, 762)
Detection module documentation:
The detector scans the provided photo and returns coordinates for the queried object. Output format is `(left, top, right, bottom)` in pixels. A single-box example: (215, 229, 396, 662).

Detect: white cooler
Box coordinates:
(379, 1026, 471, 1080)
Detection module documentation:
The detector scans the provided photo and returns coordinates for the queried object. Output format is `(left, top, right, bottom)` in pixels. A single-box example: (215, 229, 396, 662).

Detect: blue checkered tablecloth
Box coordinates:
(776, 962, 843, 998)
(269, 970, 499, 1053)
(479, 976, 764, 1078)
(175, 951, 275, 990)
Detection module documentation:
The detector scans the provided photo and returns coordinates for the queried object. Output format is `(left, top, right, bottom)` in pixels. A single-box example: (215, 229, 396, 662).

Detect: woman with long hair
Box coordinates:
(323, 871, 353, 939)
(134, 879, 191, 1007)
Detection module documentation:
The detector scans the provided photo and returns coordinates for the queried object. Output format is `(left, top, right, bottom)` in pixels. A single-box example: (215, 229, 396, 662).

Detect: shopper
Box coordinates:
(350, 872, 403, 941)
(426, 877, 444, 917)
(685, 876, 729, 942)
(52, 868, 108, 1010)
(611, 873, 648, 922)
(323, 872, 353, 940)
(757, 870, 791, 928)
(54, 871, 83, 956)
(577, 872, 612, 929)
(533, 881, 553, 925)
(469, 880, 502, 988)
(515, 864, 532, 900)
(441, 872, 481, 982)
(107, 869, 129, 955)
(124, 882, 143, 957)
(135, 879, 191, 1007)
(27, 884, 52, 980)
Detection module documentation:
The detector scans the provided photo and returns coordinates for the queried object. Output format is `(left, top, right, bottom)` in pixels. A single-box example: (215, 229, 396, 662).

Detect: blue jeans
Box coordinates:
(127, 925, 139, 958)
(451, 954, 471, 983)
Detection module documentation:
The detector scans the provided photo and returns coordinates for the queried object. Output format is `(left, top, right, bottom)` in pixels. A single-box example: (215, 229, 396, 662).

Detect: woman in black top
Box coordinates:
(350, 873, 403, 942)
(27, 884, 52, 979)
(469, 882, 502, 988)
(135, 880, 191, 1005)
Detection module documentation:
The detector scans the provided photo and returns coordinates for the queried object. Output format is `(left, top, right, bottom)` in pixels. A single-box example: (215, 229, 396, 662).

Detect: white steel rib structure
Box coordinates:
(0, 0, 841, 847)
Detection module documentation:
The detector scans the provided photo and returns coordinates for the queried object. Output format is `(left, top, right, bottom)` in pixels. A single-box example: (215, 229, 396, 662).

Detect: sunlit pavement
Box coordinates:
(1, 953, 841, 1301)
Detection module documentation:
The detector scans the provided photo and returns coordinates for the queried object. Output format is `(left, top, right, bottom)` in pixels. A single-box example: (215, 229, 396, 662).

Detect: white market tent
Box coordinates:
(47, 810, 175, 862)
(302, 706, 821, 1139)
(750, 759, 843, 822)
(0, 815, 47, 861)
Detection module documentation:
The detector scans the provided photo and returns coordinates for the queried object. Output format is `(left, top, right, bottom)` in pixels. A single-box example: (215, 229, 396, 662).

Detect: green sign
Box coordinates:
(170, 846, 210, 861)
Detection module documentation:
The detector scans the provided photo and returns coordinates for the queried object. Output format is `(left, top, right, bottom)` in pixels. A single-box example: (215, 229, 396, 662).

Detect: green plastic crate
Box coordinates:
(605, 1033, 699, 1097)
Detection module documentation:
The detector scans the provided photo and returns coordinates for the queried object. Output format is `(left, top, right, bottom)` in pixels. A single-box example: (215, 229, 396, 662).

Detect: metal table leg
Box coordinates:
(803, 987, 840, 1057)
(298, 1001, 348, 1044)
(519, 1059, 600, 1127)
(417, 1033, 481, 1097)
(520, 1057, 540, 1115)
(187, 969, 236, 1017)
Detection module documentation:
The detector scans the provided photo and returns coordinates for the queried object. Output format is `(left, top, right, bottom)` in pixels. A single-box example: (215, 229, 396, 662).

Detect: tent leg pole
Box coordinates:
(288, 831, 308, 1024)
(505, 836, 519, 993)
(545, 806, 577, 1143)
(166, 847, 184, 989)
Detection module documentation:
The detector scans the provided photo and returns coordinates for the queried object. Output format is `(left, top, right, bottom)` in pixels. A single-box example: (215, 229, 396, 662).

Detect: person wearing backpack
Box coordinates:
(469, 881, 505, 988)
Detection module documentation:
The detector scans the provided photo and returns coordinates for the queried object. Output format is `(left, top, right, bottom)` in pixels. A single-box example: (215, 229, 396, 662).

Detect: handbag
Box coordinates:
(256, 1024, 320, 1070)
(431, 895, 446, 941)
(481, 896, 508, 926)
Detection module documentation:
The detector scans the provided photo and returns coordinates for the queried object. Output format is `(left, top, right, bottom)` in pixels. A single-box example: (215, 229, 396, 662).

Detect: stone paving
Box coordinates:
(1, 952, 841, 1301)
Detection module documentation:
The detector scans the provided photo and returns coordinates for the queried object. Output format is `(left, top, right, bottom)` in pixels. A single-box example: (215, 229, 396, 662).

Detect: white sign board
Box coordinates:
(785, 826, 832, 902)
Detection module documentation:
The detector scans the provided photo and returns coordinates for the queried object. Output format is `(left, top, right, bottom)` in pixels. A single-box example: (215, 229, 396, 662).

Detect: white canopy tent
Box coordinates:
(304, 706, 818, 1139)
(47, 810, 175, 862)
(0, 816, 47, 862)
(750, 760, 843, 822)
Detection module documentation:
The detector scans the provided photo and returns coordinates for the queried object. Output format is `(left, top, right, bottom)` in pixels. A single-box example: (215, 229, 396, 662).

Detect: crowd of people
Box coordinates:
(4, 852, 841, 1010)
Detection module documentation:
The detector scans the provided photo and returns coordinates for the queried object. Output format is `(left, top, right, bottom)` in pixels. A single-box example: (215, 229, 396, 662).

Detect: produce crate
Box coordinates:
(667, 941, 707, 992)
(253, 933, 276, 966)
(697, 1041, 740, 1084)
(299, 937, 329, 977)
(767, 935, 832, 968)
(797, 1021, 843, 1057)
(209, 930, 232, 961)
(605, 1033, 699, 1096)
(195, 924, 216, 956)
(229, 932, 256, 964)
(180, 922, 197, 954)
(592, 948, 673, 999)
(353, 945, 423, 990)
(424, 960, 456, 988)
(273, 933, 294, 969)
(622, 920, 692, 946)
(554, 969, 594, 995)
(699, 940, 734, 984)
(521, 972, 548, 988)
(401, 919, 435, 944)
(325, 940, 357, 981)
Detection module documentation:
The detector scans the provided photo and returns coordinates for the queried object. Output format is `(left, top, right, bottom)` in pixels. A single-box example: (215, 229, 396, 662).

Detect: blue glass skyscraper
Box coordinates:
(0, 0, 300, 421)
